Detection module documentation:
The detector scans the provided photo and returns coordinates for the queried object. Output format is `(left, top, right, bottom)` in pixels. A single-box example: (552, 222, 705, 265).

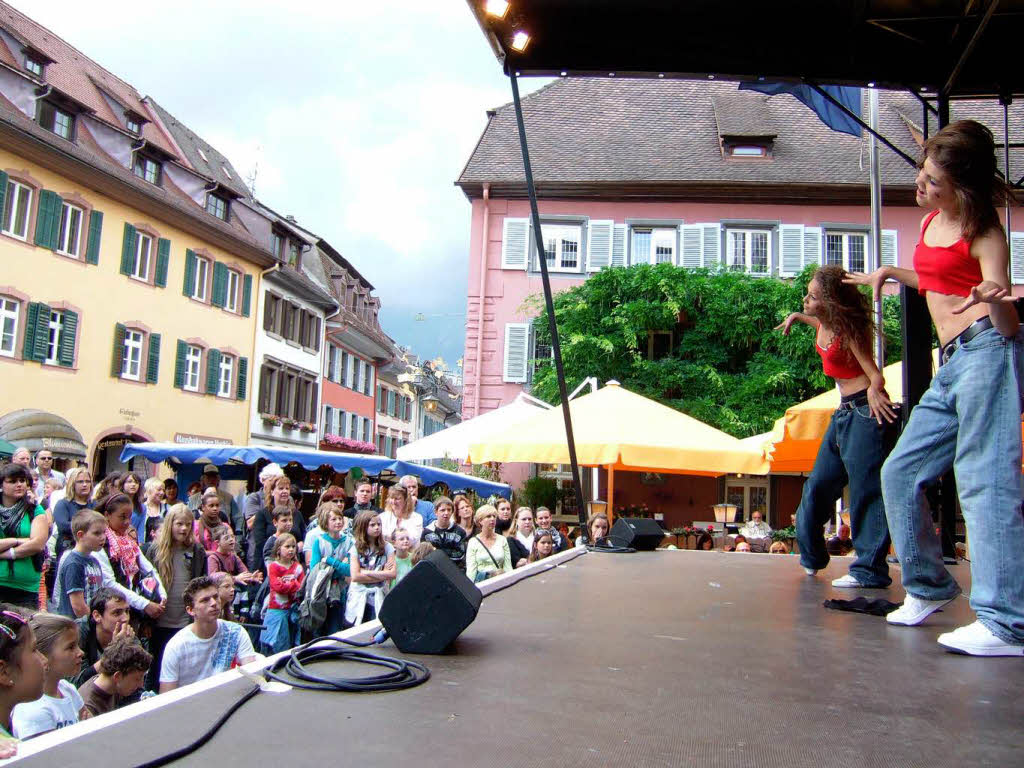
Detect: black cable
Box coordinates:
(131, 634, 429, 768)
(586, 536, 636, 554)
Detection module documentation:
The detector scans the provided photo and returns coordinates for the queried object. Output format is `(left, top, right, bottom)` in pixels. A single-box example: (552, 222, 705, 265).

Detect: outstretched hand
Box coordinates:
(867, 384, 898, 425)
(774, 314, 799, 335)
(843, 269, 887, 302)
(952, 281, 1016, 314)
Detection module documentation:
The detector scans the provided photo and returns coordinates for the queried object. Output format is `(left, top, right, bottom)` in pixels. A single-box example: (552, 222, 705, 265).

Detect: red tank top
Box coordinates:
(815, 332, 864, 380)
(912, 210, 982, 297)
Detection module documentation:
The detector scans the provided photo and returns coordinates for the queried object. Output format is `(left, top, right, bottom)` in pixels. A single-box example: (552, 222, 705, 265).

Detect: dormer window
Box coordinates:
(132, 153, 161, 185)
(24, 55, 43, 78)
(39, 101, 74, 140)
(729, 145, 767, 157)
(124, 113, 143, 135)
(206, 193, 228, 221)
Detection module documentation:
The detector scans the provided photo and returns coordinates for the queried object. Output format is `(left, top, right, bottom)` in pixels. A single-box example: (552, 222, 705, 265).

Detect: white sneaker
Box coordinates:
(831, 574, 863, 588)
(937, 621, 1024, 657)
(803, 567, 817, 576)
(886, 594, 956, 626)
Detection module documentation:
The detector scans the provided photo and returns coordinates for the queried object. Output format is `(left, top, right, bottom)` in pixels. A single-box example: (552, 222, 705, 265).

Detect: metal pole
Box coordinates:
(1002, 96, 1013, 245)
(508, 72, 589, 537)
(868, 87, 884, 367)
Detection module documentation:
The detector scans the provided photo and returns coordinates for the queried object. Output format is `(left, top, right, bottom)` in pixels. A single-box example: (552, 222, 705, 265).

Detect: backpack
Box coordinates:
(251, 577, 271, 622)
(298, 560, 334, 634)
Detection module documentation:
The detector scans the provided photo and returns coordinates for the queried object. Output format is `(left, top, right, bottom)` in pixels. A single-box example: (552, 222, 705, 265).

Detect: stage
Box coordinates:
(18, 550, 1024, 767)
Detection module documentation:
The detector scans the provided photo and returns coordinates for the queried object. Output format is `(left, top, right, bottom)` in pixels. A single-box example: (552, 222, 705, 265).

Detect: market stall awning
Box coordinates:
(397, 393, 550, 462)
(0, 409, 87, 459)
(119, 443, 511, 498)
(468, 381, 768, 476)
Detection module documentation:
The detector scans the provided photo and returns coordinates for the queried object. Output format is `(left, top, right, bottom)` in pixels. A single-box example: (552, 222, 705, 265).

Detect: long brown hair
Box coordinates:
(352, 510, 384, 556)
(263, 475, 292, 511)
(813, 265, 873, 355)
(922, 120, 1015, 242)
(152, 504, 196, 590)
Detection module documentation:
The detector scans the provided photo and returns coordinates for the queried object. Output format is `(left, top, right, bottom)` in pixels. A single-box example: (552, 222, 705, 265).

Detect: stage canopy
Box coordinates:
(119, 443, 511, 498)
(397, 393, 550, 462)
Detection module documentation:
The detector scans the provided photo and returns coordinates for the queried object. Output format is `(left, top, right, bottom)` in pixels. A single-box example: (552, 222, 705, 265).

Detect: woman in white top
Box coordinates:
(507, 507, 535, 568)
(379, 486, 423, 546)
(465, 505, 512, 583)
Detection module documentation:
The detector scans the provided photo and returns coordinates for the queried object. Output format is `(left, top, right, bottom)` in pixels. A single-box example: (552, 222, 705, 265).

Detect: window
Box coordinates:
(56, 202, 84, 258)
(631, 227, 676, 265)
(225, 270, 239, 313)
(729, 145, 766, 157)
(183, 345, 202, 392)
(2, 179, 33, 240)
(39, 101, 73, 140)
(24, 55, 43, 78)
(349, 415, 359, 440)
(726, 229, 771, 274)
(646, 330, 673, 361)
(363, 419, 371, 443)
(43, 310, 64, 366)
(532, 326, 553, 381)
(272, 232, 285, 260)
(217, 355, 234, 398)
(121, 330, 143, 380)
(206, 194, 228, 221)
(288, 241, 299, 267)
(125, 115, 141, 135)
(539, 224, 581, 272)
(0, 298, 19, 357)
(132, 154, 160, 185)
(825, 232, 867, 273)
(191, 256, 210, 301)
(130, 233, 152, 282)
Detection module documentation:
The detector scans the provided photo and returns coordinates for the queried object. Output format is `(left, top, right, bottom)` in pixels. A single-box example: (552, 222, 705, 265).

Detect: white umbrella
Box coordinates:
(396, 393, 550, 462)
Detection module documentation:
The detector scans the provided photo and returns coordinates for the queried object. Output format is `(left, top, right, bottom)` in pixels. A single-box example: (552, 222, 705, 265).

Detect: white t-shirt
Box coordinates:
(12, 679, 83, 738)
(380, 511, 423, 546)
(160, 620, 257, 687)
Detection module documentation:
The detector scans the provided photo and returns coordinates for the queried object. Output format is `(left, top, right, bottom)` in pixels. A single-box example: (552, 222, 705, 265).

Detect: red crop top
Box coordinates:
(815, 332, 864, 380)
(913, 210, 982, 297)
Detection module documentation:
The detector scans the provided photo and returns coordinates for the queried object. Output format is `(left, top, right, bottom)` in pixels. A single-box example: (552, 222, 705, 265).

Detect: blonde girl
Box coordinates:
(465, 505, 512, 583)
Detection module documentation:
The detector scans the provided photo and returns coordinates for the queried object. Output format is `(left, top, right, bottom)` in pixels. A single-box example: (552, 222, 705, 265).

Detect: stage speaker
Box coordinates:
(379, 549, 482, 654)
(609, 518, 665, 551)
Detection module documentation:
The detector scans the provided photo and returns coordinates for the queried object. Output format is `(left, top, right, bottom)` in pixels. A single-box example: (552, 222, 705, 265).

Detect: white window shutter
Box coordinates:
(778, 224, 804, 277)
(503, 322, 530, 383)
(680, 224, 702, 269)
(586, 220, 613, 271)
(803, 227, 823, 269)
(611, 224, 626, 267)
(501, 218, 530, 270)
(880, 229, 898, 268)
(1010, 231, 1024, 285)
(699, 223, 721, 267)
(366, 364, 374, 390)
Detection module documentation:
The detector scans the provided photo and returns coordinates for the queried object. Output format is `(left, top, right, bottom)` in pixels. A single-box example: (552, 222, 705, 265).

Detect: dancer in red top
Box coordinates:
(776, 265, 897, 588)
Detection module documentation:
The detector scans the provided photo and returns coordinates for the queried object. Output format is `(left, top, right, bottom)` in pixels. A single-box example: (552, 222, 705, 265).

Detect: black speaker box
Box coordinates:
(609, 517, 665, 551)
(379, 549, 482, 654)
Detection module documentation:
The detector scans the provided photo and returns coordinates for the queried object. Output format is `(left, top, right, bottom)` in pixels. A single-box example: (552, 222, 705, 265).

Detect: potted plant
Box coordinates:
(281, 417, 297, 430)
(261, 413, 282, 427)
(771, 525, 798, 553)
(298, 422, 314, 433)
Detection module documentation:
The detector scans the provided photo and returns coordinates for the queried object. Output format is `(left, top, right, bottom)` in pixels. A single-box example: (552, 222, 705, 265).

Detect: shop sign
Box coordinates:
(41, 437, 84, 453)
(97, 437, 132, 451)
(173, 433, 232, 446)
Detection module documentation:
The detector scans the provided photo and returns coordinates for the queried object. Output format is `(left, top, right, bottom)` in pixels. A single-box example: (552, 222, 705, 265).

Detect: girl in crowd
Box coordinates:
(212, 572, 237, 622)
(261, 534, 304, 653)
(454, 495, 476, 537)
(391, 529, 413, 587)
(494, 499, 514, 535)
(120, 472, 145, 543)
(194, 489, 227, 552)
(0, 610, 45, 757)
(52, 467, 93, 566)
(91, 472, 122, 504)
(528, 531, 554, 564)
(250, 474, 304, 574)
(0, 464, 50, 609)
(847, 120, 1024, 655)
(534, 507, 568, 552)
(465, 505, 513, 583)
(380, 485, 423, 546)
(345, 512, 395, 626)
(40, 477, 63, 512)
(308, 504, 352, 635)
(141, 478, 167, 545)
(507, 507, 535, 568)
(207, 527, 261, 587)
(94, 493, 165, 625)
(576, 513, 610, 547)
(776, 264, 897, 589)
(11, 613, 87, 739)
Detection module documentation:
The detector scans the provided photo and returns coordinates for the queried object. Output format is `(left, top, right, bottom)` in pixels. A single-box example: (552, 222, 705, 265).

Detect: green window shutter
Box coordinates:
(236, 356, 248, 400)
(154, 238, 170, 287)
(111, 323, 126, 377)
(34, 190, 62, 249)
(120, 224, 137, 276)
(0, 171, 7, 223)
(182, 249, 197, 296)
(85, 210, 103, 265)
(57, 310, 77, 367)
(241, 274, 253, 317)
(146, 333, 161, 384)
(21, 302, 41, 361)
(173, 339, 187, 389)
(206, 349, 222, 394)
(211, 262, 227, 307)
(31, 303, 50, 362)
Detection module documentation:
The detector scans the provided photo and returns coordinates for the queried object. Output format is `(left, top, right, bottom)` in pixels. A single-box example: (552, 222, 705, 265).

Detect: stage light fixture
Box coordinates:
(485, 0, 510, 18)
(511, 30, 530, 51)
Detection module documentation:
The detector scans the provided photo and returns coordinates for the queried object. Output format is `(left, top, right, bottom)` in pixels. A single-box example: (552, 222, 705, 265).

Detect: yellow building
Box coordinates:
(0, 5, 276, 474)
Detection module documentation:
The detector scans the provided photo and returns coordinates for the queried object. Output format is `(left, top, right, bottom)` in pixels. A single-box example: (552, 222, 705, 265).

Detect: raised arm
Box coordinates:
(774, 312, 820, 335)
(844, 266, 919, 302)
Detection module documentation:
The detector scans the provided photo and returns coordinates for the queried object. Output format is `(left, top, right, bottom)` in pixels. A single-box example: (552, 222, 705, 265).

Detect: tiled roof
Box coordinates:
(456, 78, 1024, 194)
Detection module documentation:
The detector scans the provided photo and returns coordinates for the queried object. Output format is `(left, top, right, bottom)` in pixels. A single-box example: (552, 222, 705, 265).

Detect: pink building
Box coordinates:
(456, 79, 1024, 513)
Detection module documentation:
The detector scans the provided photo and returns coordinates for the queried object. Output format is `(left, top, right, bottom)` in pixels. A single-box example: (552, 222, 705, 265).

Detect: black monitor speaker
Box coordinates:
(379, 549, 482, 654)
(609, 517, 665, 551)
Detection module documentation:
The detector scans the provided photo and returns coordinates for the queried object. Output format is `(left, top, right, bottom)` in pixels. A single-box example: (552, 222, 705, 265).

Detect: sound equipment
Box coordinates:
(379, 549, 482, 654)
(609, 517, 665, 551)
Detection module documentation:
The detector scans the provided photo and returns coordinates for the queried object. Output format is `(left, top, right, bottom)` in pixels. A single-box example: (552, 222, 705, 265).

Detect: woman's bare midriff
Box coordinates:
(926, 292, 990, 346)
(834, 373, 871, 397)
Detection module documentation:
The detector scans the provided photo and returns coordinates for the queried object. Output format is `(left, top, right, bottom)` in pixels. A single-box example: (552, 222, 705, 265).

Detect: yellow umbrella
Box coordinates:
(467, 381, 769, 520)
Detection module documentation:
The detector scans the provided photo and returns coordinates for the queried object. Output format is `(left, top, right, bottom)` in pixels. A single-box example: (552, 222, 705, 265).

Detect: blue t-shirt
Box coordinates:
(416, 498, 436, 527)
(53, 551, 103, 618)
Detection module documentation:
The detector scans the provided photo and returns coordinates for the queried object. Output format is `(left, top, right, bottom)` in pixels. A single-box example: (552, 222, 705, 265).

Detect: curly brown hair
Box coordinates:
(813, 265, 874, 355)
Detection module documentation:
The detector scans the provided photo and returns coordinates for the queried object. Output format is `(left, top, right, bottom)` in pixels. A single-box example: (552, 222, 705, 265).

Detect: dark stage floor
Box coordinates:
(21, 550, 1024, 767)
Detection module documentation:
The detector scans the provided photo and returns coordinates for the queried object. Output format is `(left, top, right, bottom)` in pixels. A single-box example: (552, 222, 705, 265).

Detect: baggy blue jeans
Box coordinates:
(881, 326, 1024, 644)
(796, 401, 896, 587)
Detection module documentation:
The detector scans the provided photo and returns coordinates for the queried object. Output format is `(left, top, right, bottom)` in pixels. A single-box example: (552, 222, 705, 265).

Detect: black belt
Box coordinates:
(837, 392, 869, 411)
(940, 316, 993, 365)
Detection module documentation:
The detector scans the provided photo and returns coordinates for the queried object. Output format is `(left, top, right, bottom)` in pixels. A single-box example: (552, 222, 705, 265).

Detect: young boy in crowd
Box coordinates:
(51, 511, 107, 618)
(410, 542, 435, 566)
(261, 507, 294, 566)
(422, 497, 467, 570)
(77, 638, 152, 716)
(159, 576, 258, 692)
(72, 589, 134, 687)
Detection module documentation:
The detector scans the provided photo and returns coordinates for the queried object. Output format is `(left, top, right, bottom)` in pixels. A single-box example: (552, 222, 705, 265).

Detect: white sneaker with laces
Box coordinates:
(886, 594, 956, 626)
(831, 574, 863, 588)
(937, 621, 1024, 656)
(803, 567, 817, 576)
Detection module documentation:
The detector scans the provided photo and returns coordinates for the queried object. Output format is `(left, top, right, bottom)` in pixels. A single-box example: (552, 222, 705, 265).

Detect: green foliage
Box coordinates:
(518, 475, 558, 510)
(529, 264, 904, 438)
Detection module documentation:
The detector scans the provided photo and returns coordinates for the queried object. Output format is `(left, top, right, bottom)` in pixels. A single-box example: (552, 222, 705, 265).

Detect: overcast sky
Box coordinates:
(10, 0, 550, 367)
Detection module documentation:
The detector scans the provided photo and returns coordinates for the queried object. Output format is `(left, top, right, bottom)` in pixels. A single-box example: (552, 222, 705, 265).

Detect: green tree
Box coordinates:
(528, 264, 904, 438)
